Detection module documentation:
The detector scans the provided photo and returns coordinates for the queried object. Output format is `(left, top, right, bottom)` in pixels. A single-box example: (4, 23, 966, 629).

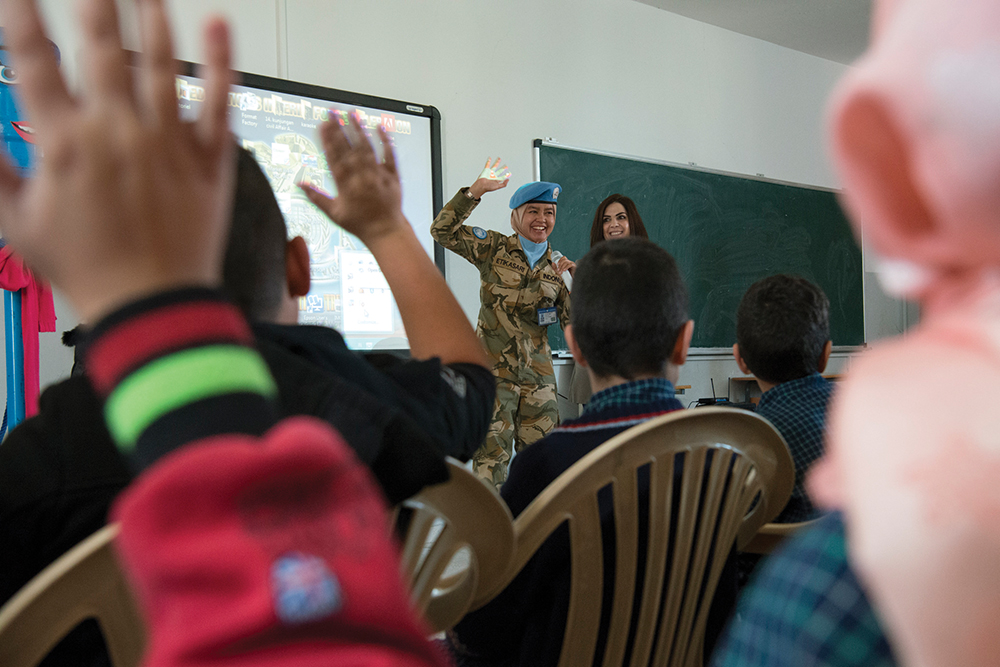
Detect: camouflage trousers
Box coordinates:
(473, 379, 560, 489)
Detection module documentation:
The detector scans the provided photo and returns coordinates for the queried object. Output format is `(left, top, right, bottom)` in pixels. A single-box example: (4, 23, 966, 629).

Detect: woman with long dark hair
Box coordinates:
(569, 194, 651, 406)
(588, 194, 649, 247)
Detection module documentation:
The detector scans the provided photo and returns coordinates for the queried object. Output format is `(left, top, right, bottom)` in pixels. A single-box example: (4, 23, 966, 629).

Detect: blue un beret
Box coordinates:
(509, 181, 562, 210)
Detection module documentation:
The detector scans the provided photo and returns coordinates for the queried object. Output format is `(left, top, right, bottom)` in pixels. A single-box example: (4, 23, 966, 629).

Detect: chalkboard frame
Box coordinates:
(533, 140, 866, 353)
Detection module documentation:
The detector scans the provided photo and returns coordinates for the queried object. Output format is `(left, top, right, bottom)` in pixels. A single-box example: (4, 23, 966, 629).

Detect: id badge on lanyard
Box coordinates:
(537, 307, 557, 326)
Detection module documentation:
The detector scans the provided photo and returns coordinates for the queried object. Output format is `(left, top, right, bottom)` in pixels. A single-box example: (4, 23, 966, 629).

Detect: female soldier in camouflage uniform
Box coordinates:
(431, 161, 572, 487)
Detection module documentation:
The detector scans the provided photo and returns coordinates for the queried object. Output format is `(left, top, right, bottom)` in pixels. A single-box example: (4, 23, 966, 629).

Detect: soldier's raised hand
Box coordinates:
(468, 157, 510, 199)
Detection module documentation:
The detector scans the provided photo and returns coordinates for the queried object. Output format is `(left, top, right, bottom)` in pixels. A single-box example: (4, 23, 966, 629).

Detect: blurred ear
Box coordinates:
(833, 92, 941, 264)
(818, 340, 832, 373)
(285, 236, 311, 298)
(565, 324, 588, 368)
(871, 0, 902, 41)
(671, 320, 694, 366)
(733, 344, 752, 375)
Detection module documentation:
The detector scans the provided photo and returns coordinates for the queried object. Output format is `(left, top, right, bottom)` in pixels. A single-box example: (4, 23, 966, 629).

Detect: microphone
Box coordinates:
(550, 250, 573, 291)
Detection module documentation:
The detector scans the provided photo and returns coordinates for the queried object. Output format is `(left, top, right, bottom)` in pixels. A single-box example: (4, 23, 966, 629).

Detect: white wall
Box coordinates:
(283, 0, 847, 332)
(18, 0, 908, 406)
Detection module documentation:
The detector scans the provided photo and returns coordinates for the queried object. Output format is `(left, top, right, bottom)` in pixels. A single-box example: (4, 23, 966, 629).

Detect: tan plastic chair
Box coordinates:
(0, 524, 145, 667)
(742, 518, 821, 554)
(395, 458, 516, 633)
(493, 407, 794, 667)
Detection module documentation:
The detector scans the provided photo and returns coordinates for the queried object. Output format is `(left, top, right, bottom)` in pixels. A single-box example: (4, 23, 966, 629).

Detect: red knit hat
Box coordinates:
(112, 416, 450, 667)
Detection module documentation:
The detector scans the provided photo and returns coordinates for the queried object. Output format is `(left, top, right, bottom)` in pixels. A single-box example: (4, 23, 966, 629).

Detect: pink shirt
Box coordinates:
(0, 245, 56, 417)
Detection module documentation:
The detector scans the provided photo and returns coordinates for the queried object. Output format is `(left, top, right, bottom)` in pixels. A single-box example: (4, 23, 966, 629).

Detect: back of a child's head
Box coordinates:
(736, 275, 830, 384)
(223, 145, 290, 322)
(571, 238, 688, 380)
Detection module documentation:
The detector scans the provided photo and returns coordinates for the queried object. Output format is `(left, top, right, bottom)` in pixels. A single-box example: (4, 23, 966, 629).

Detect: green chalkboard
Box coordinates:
(538, 142, 863, 349)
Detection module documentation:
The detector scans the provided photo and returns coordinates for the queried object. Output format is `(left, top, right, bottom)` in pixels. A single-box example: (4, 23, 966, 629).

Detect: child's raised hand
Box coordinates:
(0, 0, 235, 323)
(468, 157, 510, 199)
(299, 113, 407, 245)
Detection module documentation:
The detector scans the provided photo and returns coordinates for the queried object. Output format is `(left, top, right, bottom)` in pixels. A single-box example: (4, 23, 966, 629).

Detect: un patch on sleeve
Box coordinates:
(472, 227, 488, 239)
(271, 552, 343, 624)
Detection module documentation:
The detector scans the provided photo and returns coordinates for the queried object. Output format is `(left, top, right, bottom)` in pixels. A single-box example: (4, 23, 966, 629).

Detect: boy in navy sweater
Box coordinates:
(733, 275, 833, 523)
(449, 238, 698, 667)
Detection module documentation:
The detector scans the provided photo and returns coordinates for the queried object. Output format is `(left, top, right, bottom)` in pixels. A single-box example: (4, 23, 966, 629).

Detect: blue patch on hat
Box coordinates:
(509, 181, 561, 209)
(472, 226, 488, 239)
(271, 552, 342, 624)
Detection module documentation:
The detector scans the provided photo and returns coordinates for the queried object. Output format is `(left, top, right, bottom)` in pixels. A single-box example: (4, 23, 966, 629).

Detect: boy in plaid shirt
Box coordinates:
(711, 512, 897, 667)
(733, 275, 834, 524)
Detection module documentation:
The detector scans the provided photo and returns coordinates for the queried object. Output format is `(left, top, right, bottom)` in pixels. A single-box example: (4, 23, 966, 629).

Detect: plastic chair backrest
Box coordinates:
(0, 524, 145, 667)
(741, 518, 821, 554)
(395, 458, 516, 633)
(509, 407, 794, 667)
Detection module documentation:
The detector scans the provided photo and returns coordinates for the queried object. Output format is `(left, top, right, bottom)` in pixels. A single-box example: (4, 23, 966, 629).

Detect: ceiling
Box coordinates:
(634, 0, 872, 65)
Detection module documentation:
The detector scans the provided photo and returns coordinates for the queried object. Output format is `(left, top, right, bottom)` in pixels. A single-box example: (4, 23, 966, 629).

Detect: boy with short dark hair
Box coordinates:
(733, 274, 833, 523)
(448, 237, 698, 667)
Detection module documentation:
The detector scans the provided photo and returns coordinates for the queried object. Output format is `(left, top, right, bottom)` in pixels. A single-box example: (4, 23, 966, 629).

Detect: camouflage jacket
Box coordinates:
(431, 189, 570, 385)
